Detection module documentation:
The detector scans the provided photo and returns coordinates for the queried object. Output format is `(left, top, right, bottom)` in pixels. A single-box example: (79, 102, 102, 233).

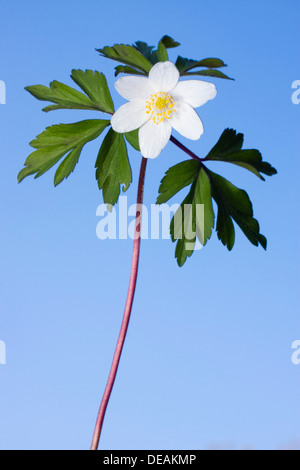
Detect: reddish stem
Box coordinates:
(170, 135, 203, 162)
(90, 157, 148, 450)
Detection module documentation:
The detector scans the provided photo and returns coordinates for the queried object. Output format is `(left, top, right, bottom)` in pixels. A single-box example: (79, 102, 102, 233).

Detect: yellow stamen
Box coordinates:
(156, 97, 168, 110)
(145, 92, 176, 124)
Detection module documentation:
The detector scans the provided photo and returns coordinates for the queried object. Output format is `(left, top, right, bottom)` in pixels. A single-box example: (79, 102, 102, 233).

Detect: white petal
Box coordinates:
(148, 61, 179, 93)
(170, 101, 204, 140)
(115, 75, 155, 101)
(171, 80, 217, 108)
(139, 120, 172, 159)
(111, 100, 148, 133)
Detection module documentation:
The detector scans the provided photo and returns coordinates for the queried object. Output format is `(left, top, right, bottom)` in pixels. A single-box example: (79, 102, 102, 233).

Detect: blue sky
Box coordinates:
(0, 0, 299, 450)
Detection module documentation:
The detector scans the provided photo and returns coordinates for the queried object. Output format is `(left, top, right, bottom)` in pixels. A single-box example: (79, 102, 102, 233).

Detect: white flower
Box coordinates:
(111, 61, 217, 159)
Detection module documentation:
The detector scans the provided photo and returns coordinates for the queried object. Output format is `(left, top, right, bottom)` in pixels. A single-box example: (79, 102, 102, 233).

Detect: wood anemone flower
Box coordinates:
(111, 61, 217, 158)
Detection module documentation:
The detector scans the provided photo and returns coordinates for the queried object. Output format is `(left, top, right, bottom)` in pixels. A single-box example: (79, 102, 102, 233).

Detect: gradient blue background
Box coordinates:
(0, 0, 299, 450)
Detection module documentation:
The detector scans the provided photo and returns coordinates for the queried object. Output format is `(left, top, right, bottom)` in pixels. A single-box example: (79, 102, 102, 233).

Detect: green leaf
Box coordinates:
(206, 128, 244, 157)
(134, 37, 179, 66)
(191, 58, 227, 69)
(207, 169, 267, 250)
(175, 56, 227, 74)
(194, 169, 215, 245)
(157, 159, 215, 265)
(214, 197, 235, 251)
(71, 69, 114, 114)
(153, 40, 169, 63)
(205, 129, 277, 179)
(160, 35, 180, 49)
(175, 56, 197, 73)
(124, 129, 140, 152)
(135, 39, 169, 65)
(156, 129, 273, 263)
(134, 41, 155, 63)
(95, 128, 132, 206)
(18, 119, 110, 184)
(156, 159, 200, 204)
(182, 69, 234, 80)
(209, 151, 275, 180)
(25, 81, 101, 113)
(101, 38, 177, 72)
(114, 65, 146, 77)
(54, 146, 82, 186)
(171, 189, 196, 267)
(170, 167, 215, 266)
(97, 44, 153, 74)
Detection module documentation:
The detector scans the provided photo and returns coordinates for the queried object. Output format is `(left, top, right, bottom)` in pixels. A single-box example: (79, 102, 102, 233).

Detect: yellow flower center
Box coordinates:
(146, 92, 176, 124)
(155, 97, 169, 110)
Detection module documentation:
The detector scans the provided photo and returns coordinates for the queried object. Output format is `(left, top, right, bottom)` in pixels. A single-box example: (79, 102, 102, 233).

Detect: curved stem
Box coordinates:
(170, 135, 204, 162)
(90, 157, 148, 451)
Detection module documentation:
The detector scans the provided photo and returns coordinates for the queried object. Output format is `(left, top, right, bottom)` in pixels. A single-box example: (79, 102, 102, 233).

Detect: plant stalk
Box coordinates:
(170, 135, 203, 162)
(90, 156, 148, 450)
